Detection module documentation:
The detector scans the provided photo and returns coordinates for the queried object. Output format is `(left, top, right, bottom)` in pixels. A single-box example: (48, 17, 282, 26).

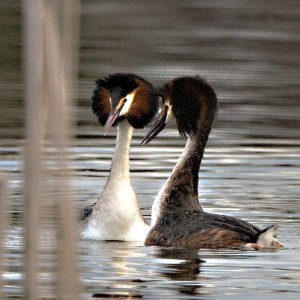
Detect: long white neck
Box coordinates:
(108, 120, 133, 184)
(85, 120, 150, 241)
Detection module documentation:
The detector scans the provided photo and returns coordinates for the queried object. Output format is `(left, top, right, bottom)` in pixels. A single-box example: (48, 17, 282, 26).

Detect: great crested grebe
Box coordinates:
(142, 76, 283, 249)
(80, 73, 158, 241)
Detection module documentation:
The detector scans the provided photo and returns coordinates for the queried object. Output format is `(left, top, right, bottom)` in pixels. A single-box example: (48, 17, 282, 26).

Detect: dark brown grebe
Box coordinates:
(142, 76, 283, 249)
(80, 73, 158, 241)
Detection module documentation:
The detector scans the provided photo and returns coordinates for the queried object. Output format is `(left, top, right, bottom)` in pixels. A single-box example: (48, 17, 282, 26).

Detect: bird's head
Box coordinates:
(92, 73, 159, 130)
(141, 76, 217, 145)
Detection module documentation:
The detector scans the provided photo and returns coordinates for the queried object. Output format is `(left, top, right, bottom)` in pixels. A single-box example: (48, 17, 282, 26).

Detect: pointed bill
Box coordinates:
(104, 101, 125, 130)
(141, 105, 169, 145)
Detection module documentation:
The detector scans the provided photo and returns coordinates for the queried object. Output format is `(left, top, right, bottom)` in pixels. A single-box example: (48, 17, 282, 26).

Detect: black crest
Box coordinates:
(91, 73, 159, 128)
(158, 76, 217, 137)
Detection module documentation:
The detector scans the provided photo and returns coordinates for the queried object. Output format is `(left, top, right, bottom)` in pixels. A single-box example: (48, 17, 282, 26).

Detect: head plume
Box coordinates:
(158, 76, 217, 137)
(91, 73, 158, 128)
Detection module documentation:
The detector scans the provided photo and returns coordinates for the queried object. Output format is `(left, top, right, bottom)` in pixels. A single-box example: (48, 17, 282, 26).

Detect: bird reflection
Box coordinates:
(152, 247, 204, 295)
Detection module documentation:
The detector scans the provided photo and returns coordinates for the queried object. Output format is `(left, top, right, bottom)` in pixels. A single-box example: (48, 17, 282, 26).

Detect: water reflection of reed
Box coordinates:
(0, 175, 9, 300)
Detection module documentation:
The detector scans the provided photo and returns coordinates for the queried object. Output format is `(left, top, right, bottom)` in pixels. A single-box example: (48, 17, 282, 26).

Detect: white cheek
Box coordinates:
(120, 93, 134, 116)
(166, 105, 174, 124)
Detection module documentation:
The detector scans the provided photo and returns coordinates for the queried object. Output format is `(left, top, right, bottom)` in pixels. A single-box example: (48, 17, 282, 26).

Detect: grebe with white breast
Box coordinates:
(80, 73, 158, 242)
(142, 76, 283, 249)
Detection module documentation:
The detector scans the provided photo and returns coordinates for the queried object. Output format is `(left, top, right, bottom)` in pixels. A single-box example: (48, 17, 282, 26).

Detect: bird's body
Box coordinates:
(142, 76, 283, 249)
(80, 73, 158, 242)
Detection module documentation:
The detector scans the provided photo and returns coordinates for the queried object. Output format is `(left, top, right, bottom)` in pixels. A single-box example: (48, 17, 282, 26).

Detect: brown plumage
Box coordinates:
(142, 76, 283, 249)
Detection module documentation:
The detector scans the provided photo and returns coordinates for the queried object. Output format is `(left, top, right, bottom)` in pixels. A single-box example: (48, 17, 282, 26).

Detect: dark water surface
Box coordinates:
(0, 0, 300, 299)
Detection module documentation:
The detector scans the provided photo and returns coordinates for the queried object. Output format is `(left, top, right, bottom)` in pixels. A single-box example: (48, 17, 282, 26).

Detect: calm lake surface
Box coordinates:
(0, 0, 300, 299)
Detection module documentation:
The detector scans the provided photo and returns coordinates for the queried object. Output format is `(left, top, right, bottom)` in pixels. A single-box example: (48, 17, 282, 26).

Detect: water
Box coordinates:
(1, 0, 300, 298)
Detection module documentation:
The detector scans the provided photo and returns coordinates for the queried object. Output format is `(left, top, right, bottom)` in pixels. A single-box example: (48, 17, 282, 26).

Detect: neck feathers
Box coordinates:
(158, 108, 215, 215)
(109, 120, 133, 182)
